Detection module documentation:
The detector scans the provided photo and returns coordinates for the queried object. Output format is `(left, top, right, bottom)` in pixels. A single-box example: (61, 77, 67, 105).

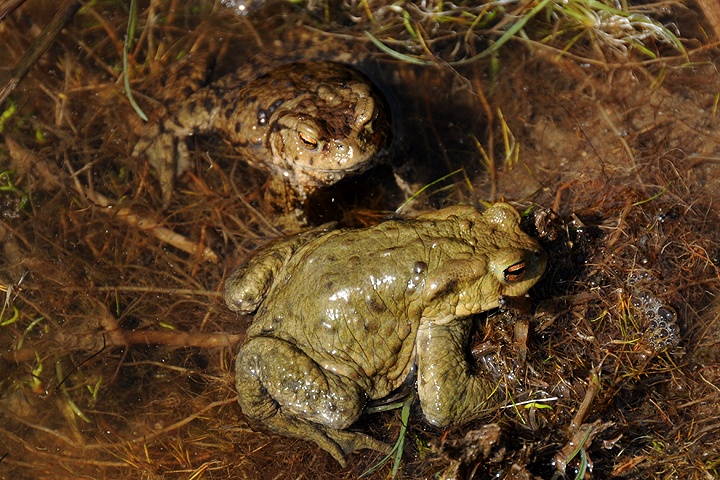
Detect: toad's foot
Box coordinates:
(255, 414, 391, 467)
(322, 425, 393, 466)
(133, 130, 190, 208)
(236, 336, 390, 466)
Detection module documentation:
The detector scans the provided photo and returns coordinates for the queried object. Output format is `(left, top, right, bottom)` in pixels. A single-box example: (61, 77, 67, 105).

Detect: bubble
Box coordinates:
(633, 290, 681, 352)
(657, 306, 677, 323)
(220, 0, 265, 15)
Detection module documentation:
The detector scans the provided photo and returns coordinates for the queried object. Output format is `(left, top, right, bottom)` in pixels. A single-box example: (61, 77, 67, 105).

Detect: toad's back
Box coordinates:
(243, 210, 510, 397)
(246, 221, 434, 396)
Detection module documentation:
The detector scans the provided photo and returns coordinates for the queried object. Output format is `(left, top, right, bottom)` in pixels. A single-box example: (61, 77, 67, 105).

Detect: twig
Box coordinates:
(64, 158, 219, 263)
(70, 285, 224, 298)
(0, 0, 81, 105)
(569, 367, 601, 435)
(0, 0, 26, 22)
(124, 330, 243, 348)
(96, 190, 218, 263)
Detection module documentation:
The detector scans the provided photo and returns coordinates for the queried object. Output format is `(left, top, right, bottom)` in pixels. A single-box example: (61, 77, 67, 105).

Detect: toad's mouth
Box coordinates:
(287, 134, 388, 174)
(290, 159, 374, 173)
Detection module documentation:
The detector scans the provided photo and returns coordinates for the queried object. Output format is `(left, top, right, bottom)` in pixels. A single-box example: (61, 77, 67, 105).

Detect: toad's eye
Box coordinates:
(504, 261, 526, 282)
(298, 131, 319, 149)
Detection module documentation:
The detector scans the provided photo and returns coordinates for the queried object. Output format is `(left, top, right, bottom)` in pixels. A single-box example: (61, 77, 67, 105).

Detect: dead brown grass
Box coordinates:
(1, 1, 719, 479)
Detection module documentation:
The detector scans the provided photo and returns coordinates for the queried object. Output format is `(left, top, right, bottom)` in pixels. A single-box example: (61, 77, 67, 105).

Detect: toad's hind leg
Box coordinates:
(235, 337, 391, 466)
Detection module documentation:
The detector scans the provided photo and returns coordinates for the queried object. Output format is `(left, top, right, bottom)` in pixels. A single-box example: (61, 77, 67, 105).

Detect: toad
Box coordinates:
(224, 202, 546, 465)
(134, 61, 390, 216)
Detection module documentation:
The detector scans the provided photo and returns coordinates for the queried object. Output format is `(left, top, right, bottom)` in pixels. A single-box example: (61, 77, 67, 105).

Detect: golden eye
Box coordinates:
(504, 261, 526, 282)
(298, 131, 318, 149)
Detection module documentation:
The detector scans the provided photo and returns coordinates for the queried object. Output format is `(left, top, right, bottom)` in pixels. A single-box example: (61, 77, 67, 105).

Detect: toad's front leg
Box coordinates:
(415, 318, 496, 427)
(235, 337, 391, 466)
(224, 227, 330, 314)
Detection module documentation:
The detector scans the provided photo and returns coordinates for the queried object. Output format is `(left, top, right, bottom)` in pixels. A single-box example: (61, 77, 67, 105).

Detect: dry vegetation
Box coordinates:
(1, 0, 720, 478)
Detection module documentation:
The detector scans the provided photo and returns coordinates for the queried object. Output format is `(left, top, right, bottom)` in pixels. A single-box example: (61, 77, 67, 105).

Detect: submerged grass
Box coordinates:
(350, 0, 687, 67)
(361, 392, 414, 478)
(0, 0, 719, 479)
(122, 0, 147, 121)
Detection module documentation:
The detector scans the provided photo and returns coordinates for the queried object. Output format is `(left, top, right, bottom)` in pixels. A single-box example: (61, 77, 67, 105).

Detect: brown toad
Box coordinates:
(224, 202, 547, 465)
(134, 61, 390, 216)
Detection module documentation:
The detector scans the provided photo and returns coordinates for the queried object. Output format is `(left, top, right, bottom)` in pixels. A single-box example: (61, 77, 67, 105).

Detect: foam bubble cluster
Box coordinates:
(631, 289, 680, 351)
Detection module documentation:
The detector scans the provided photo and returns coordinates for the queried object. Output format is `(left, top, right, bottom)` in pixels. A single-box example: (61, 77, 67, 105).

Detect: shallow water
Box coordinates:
(1, 1, 720, 479)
